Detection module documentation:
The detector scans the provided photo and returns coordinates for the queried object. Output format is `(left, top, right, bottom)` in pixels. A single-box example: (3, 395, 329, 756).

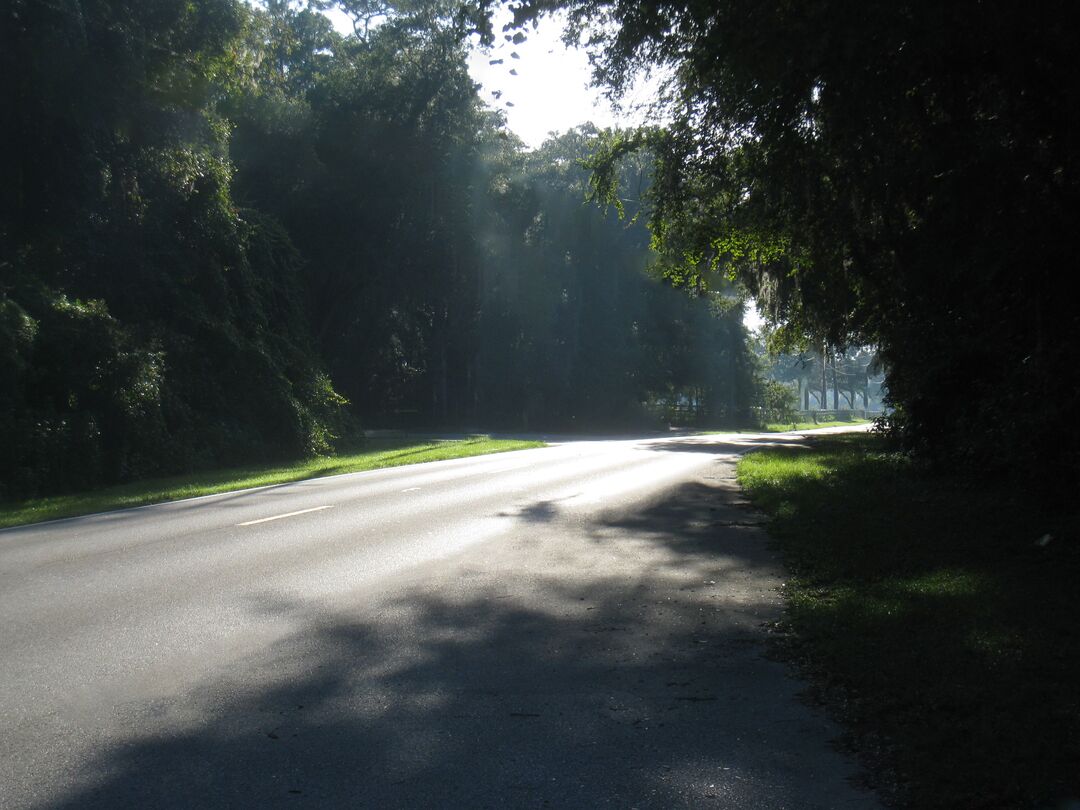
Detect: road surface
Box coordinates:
(0, 431, 878, 808)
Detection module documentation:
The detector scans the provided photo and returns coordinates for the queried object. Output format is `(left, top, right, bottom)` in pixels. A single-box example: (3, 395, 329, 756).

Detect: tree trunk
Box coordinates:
(830, 354, 839, 410)
(821, 345, 828, 412)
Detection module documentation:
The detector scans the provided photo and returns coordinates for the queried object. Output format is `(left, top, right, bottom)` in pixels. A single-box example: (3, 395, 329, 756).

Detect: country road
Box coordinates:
(0, 430, 878, 809)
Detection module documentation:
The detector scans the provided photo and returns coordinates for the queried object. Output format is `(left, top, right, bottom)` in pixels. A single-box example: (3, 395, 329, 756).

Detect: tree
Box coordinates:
(1, 0, 775, 497)
(514, 0, 1080, 488)
(469, 125, 756, 430)
(0, 0, 344, 496)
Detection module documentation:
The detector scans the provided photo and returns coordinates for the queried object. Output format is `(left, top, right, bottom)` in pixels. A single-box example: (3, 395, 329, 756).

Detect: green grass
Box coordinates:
(737, 435, 1080, 809)
(0, 436, 545, 530)
(703, 418, 871, 434)
(759, 418, 870, 432)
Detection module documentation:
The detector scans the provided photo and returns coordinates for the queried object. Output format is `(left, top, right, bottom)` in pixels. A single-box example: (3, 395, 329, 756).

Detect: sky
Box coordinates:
(464, 11, 649, 149)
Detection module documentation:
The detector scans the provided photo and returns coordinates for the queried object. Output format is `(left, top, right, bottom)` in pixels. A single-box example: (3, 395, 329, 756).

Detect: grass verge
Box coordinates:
(703, 419, 870, 434)
(737, 434, 1079, 809)
(0, 436, 544, 530)
(759, 419, 870, 432)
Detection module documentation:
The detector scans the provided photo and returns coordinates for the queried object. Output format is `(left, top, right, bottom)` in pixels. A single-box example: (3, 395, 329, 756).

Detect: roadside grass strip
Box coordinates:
(737, 434, 1080, 809)
(0, 437, 544, 529)
(703, 419, 871, 435)
(759, 419, 871, 432)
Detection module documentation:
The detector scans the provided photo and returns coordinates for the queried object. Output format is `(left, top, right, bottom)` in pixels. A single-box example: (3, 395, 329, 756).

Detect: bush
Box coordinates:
(755, 379, 798, 424)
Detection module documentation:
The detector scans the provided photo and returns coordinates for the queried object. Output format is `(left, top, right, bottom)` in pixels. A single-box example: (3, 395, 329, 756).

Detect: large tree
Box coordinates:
(516, 0, 1080, 487)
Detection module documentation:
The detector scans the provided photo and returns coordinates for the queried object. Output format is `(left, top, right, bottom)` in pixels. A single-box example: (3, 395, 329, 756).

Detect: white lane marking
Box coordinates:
(237, 505, 334, 526)
(401, 487, 421, 493)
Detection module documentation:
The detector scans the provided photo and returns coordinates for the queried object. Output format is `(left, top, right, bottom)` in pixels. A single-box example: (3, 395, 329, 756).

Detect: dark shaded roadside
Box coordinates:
(738, 434, 1080, 809)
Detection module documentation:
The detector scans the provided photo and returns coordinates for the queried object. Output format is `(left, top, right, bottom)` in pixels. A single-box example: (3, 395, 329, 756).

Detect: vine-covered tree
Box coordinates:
(1, 0, 344, 496)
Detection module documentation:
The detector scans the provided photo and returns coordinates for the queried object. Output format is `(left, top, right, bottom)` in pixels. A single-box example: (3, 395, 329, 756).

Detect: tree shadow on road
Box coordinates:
(44, 479, 874, 810)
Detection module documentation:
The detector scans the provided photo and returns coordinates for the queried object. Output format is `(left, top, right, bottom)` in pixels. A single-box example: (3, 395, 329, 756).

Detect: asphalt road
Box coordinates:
(0, 430, 879, 809)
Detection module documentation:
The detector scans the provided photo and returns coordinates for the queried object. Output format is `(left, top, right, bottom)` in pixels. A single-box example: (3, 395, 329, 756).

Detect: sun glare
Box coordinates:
(465, 10, 626, 148)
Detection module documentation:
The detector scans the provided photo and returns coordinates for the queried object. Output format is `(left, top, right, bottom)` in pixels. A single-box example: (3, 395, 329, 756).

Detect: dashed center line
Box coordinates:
(237, 505, 334, 526)
(401, 487, 421, 493)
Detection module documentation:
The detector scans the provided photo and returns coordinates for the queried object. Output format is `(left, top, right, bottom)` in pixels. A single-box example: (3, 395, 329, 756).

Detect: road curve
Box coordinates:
(0, 431, 879, 809)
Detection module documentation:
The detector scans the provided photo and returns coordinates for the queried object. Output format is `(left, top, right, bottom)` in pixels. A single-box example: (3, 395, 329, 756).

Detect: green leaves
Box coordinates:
(534, 0, 1080, 487)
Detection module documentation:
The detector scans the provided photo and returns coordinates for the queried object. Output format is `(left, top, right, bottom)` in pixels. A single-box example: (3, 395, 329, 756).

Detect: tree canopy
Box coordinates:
(1, 0, 758, 498)
(527, 0, 1079, 488)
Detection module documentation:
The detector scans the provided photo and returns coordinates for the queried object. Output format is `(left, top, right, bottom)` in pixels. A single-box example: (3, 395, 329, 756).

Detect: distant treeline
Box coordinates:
(0, 0, 755, 498)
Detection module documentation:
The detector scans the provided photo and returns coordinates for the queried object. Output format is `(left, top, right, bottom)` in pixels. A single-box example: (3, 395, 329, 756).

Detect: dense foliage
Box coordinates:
(539, 0, 1080, 489)
(1, 0, 346, 496)
(1, 0, 755, 498)
(475, 127, 755, 430)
